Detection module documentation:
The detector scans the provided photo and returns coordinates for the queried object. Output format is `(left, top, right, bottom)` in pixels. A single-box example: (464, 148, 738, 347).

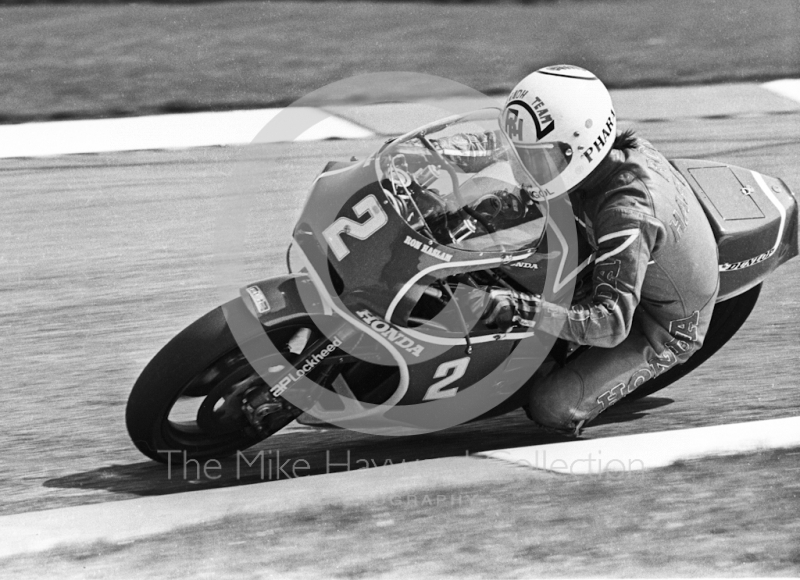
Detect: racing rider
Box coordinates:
(475, 65, 720, 435)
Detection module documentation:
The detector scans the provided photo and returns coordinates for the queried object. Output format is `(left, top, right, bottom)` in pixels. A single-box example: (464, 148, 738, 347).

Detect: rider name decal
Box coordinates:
(356, 309, 425, 357)
(581, 110, 616, 163)
(403, 235, 453, 262)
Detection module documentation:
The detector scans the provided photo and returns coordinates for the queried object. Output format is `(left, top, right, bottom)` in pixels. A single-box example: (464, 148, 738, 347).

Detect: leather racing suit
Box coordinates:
(438, 132, 721, 434)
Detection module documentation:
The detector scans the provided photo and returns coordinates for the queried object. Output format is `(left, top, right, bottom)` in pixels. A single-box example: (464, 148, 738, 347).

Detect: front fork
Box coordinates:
(240, 322, 359, 434)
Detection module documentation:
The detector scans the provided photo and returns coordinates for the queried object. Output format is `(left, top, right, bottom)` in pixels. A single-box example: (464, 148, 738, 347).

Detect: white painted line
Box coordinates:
(0, 108, 374, 159)
(762, 79, 800, 105)
(1, 80, 796, 159)
(271, 419, 326, 435)
(479, 416, 800, 475)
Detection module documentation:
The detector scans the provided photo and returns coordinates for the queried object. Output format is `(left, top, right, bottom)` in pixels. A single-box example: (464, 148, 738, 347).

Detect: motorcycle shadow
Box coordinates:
(43, 397, 673, 499)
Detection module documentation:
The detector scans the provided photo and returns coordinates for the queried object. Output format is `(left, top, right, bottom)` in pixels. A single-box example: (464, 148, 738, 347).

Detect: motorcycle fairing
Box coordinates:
(288, 240, 537, 425)
(293, 153, 541, 329)
(239, 274, 330, 324)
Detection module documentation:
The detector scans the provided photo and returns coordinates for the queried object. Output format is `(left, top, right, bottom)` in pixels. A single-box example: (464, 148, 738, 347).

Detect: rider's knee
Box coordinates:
(527, 367, 588, 431)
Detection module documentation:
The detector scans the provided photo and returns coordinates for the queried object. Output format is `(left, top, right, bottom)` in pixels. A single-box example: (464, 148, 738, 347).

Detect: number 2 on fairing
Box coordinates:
(423, 357, 471, 400)
(323, 195, 388, 260)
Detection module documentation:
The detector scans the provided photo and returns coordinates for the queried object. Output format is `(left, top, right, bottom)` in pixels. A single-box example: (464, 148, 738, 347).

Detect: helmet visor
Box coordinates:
(513, 142, 573, 185)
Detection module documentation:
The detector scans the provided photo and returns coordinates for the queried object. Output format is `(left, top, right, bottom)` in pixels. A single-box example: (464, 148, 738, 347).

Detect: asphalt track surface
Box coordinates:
(2, 99, 800, 519)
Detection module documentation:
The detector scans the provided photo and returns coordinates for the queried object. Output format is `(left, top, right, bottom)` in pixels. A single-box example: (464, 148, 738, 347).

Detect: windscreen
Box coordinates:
(376, 108, 547, 254)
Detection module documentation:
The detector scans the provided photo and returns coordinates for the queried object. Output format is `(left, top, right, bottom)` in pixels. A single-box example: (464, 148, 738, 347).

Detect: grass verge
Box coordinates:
(2, 0, 798, 122)
(4, 448, 800, 578)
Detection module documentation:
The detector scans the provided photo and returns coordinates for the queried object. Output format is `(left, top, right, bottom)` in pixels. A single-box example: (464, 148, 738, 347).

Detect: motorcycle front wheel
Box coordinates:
(125, 298, 325, 463)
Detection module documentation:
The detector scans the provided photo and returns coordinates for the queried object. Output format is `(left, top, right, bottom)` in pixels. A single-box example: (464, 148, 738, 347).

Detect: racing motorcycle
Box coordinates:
(126, 109, 798, 463)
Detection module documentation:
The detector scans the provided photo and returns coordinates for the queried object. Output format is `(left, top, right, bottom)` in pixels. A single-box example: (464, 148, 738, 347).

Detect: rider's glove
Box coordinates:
(478, 288, 542, 332)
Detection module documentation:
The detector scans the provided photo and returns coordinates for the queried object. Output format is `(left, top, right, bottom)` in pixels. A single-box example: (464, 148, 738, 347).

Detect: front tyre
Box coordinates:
(125, 298, 319, 463)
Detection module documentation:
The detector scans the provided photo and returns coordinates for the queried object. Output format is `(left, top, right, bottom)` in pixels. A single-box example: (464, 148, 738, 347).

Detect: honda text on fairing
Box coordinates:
(126, 108, 798, 462)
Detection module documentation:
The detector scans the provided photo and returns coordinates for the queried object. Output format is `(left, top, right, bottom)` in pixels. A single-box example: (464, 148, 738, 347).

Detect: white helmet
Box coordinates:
(502, 65, 616, 201)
